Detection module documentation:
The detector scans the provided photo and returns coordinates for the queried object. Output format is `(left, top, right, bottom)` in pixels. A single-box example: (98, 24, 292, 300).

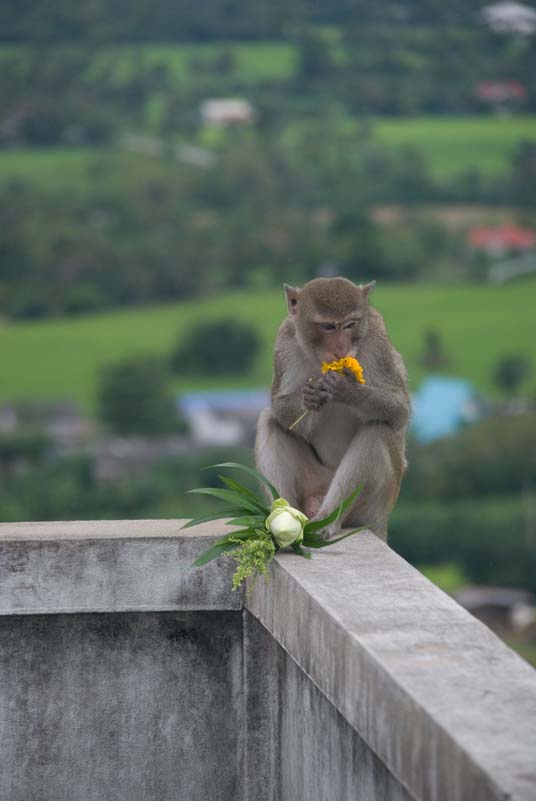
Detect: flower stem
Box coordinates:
(289, 410, 309, 431)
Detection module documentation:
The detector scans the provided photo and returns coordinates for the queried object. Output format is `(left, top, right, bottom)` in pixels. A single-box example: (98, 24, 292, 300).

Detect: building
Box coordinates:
(199, 98, 255, 126)
(178, 389, 269, 446)
(467, 223, 536, 257)
(474, 80, 527, 109)
(480, 2, 536, 34)
(410, 376, 484, 443)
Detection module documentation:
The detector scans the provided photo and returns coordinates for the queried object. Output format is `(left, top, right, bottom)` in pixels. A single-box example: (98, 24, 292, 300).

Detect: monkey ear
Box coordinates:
(284, 283, 300, 315)
(361, 280, 376, 299)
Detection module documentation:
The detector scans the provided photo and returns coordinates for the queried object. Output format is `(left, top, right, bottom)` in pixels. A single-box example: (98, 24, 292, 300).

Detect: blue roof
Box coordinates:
(410, 376, 479, 443)
(178, 389, 270, 414)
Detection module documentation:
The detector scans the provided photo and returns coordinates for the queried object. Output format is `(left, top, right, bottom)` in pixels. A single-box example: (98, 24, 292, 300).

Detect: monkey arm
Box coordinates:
(270, 347, 323, 432)
(272, 389, 309, 430)
(349, 383, 410, 431)
(321, 352, 410, 431)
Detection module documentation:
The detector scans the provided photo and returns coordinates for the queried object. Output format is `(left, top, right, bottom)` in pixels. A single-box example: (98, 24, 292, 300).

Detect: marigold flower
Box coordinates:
(321, 356, 365, 384)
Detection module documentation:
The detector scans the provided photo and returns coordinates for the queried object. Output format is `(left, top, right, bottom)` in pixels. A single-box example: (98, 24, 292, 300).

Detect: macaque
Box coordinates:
(255, 277, 410, 541)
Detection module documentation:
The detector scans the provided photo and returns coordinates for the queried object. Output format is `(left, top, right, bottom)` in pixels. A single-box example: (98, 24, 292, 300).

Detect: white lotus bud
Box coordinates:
(266, 498, 308, 548)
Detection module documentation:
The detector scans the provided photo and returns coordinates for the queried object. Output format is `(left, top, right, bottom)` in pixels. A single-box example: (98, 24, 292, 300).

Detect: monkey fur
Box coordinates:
(255, 277, 410, 541)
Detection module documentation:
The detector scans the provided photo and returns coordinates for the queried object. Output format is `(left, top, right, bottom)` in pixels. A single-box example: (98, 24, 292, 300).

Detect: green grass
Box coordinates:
(2, 114, 535, 193)
(0, 41, 296, 84)
(1, 280, 535, 413)
(0, 147, 109, 192)
(375, 115, 536, 178)
(417, 562, 468, 594)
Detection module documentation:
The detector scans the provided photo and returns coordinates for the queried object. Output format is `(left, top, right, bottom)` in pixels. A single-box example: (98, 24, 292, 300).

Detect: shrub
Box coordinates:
(390, 495, 536, 592)
(97, 356, 182, 435)
(170, 319, 261, 376)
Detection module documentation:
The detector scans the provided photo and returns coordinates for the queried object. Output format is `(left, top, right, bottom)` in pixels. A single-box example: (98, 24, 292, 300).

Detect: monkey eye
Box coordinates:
(319, 323, 336, 331)
(343, 321, 357, 329)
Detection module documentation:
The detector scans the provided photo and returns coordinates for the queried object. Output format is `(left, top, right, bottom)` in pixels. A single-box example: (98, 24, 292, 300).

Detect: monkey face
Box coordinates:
(307, 316, 363, 362)
(285, 277, 374, 362)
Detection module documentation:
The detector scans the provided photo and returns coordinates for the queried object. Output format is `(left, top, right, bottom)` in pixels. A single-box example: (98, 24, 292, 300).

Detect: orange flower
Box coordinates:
(289, 357, 366, 430)
(321, 356, 365, 384)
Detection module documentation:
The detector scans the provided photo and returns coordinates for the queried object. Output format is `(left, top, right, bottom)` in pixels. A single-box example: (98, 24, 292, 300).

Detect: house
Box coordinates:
(410, 376, 485, 443)
(480, 2, 536, 34)
(467, 223, 536, 256)
(474, 80, 527, 108)
(199, 98, 255, 127)
(178, 389, 269, 446)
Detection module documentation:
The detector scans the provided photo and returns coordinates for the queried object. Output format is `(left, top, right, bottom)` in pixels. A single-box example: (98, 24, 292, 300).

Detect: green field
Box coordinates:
(0, 41, 296, 85)
(375, 115, 536, 178)
(2, 114, 534, 192)
(1, 280, 535, 413)
(89, 42, 296, 84)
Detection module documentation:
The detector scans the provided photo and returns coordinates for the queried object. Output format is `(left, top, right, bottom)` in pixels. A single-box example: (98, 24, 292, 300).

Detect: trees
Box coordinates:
(97, 356, 181, 435)
(493, 354, 532, 396)
(170, 319, 261, 376)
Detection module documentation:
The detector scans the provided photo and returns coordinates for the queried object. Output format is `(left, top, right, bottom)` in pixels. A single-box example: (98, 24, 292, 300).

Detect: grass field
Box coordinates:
(1, 114, 534, 192)
(374, 115, 536, 178)
(1, 280, 535, 413)
(0, 41, 296, 86)
(89, 42, 296, 84)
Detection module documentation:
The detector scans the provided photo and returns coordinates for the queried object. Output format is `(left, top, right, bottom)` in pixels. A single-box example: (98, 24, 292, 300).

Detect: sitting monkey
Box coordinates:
(255, 277, 410, 541)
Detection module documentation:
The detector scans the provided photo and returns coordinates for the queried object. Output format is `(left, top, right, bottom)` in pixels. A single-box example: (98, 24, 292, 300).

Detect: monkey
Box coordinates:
(255, 277, 410, 541)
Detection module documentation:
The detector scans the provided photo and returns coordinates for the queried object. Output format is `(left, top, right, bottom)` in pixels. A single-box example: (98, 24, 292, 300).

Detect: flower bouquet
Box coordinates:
(186, 462, 365, 591)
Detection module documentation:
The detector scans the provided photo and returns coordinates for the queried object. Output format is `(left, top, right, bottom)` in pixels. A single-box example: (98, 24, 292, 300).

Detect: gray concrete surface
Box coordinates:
(0, 610, 243, 801)
(0, 519, 242, 614)
(280, 647, 415, 801)
(0, 519, 535, 801)
(247, 529, 536, 801)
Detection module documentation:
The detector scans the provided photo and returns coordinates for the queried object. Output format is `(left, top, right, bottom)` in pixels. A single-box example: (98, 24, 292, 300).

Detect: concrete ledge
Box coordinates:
(247, 530, 536, 801)
(0, 519, 242, 614)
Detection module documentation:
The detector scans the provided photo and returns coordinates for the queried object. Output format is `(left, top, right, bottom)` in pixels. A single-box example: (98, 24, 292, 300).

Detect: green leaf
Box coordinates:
(303, 525, 367, 549)
(303, 484, 363, 535)
(192, 540, 243, 567)
(227, 515, 267, 528)
(204, 462, 279, 501)
(186, 487, 262, 514)
(291, 542, 312, 559)
(180, 508, 245, 529)
(192, 529, 258, 567)
(218, 475, 269, 513)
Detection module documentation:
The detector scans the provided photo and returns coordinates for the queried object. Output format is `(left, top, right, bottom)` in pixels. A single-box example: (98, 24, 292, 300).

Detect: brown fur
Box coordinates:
(255, 277, 410, 541)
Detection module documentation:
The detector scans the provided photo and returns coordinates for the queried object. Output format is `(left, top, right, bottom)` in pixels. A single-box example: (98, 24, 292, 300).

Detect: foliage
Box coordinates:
(391, 495, 536, 593)
(392, 412, 536, 592)
(170, 319, 262, 376)
(97, 355, 183, 434)
(402, 413, 536, 501)
(0, 447, 252, 523)
(188, 462, 365, 590)
(493, 354, 532, 396)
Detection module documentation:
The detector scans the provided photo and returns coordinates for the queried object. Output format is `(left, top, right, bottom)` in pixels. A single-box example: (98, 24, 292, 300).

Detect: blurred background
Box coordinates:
(0, 1, 535, 660)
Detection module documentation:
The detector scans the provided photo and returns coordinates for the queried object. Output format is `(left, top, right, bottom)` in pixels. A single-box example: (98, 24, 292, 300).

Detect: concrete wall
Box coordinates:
(0, 611, 243, 801)
(0, 519, 535, 801)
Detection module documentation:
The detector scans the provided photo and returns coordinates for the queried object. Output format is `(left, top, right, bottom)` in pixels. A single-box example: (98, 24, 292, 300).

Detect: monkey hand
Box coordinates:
(320, 368, 365, 404)
(302, 379, 329, 411)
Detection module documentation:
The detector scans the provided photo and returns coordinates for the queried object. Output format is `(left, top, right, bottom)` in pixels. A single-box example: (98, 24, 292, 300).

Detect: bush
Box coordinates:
(390, 495, 536, 592)
(170, 319, 261, 376)
(493, 354, 531, 396)
(97, 356, 182, 435)
(402, 413, 536, 501)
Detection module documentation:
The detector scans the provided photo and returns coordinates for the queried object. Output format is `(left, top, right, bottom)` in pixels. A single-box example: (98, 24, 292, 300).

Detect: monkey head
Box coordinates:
(284, 277, 376, 362)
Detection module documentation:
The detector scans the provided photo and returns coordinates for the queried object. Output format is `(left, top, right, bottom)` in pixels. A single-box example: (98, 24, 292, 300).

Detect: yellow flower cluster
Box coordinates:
(321, 356, 365, 384)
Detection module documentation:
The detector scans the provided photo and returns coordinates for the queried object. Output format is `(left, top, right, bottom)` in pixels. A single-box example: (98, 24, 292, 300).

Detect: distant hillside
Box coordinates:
(0, 0, 485, 42)
(1, 280, 535, 412)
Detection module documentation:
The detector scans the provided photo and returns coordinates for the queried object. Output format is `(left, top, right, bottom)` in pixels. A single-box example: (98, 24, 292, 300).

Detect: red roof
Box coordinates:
(475, 81, 527, 102)
(468, 224, 536, 251)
